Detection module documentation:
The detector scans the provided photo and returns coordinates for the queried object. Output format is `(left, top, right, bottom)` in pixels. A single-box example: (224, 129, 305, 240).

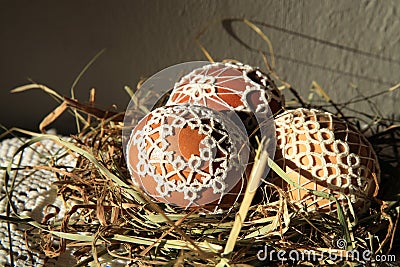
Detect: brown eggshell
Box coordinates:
(167, 62, 284, 116)
(225, 61, 285, 116)
(167, 62, 282, 152)
(127, 105, 249, 209)
(270, 108, 380, 214)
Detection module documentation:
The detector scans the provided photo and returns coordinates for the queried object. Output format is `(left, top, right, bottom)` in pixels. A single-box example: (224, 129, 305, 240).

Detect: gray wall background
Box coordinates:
(1, 0, 399, 134)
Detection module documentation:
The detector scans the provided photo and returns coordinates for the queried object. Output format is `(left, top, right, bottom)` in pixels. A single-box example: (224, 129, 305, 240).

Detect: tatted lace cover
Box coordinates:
(166, 62, 281, 115)
(272, 108, 380, 214)
(127, 105, 248, 208)
(224, 61, 285, 113)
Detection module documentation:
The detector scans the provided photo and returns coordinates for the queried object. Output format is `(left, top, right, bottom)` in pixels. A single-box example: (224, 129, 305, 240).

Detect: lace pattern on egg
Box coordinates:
(224, 61, 285, 106)
(275, 108, 380, 212)
(166, 62, 272, 114)
(127, 105, 247, 206)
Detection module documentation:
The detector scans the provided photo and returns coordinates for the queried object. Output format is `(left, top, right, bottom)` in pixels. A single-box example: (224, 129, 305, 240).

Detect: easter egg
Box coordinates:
(224, 61, 285, 115)
(166, 62, 284, 116)
(270, 108, 380, 214)
(166, 62, 283, 148)
(126, 104, 249, 209)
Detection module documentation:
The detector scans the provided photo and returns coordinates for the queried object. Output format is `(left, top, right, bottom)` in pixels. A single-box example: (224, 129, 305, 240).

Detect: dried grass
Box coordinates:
(1, 18, 399, 267)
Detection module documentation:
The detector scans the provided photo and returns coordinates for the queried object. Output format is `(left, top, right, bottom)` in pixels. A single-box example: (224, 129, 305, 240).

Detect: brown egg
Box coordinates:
(270, 108, 380, 215)
(166, 62, 283, 150)
(126, 105, 249, 209)
(167, 62, 284, 115)
(224, 61, 285, 116)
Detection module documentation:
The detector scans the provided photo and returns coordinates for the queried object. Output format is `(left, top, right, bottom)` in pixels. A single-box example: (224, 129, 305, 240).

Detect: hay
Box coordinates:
(2, 75, 398, 266)
(2, 19, 400, 266)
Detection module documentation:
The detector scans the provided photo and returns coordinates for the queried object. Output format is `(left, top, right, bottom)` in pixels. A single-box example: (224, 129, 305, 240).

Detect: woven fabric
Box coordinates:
(0, 136, 136, 267)
(0, 137, 77, 266)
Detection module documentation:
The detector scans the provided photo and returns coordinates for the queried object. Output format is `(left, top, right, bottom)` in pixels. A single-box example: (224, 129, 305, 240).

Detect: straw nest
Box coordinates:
(2, 70, 399, 266)
(2, 19, 400, 266)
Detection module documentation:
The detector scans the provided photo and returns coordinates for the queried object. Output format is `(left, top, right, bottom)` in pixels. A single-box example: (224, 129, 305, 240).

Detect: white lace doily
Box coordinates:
(0, 135, 151, 267)
(0, 136, 78, 266)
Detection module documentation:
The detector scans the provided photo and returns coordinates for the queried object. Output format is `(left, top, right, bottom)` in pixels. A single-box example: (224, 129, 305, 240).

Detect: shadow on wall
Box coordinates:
(0, 1, 399, 135)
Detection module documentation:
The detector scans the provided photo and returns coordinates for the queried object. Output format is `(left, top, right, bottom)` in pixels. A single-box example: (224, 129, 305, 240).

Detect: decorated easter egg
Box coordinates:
(270, 108, 380, 214)
(126, 104, 249, 209)
(166, 62, 283, 146)
(224, 61, 285, 115)
(166, 62, 284, 116)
